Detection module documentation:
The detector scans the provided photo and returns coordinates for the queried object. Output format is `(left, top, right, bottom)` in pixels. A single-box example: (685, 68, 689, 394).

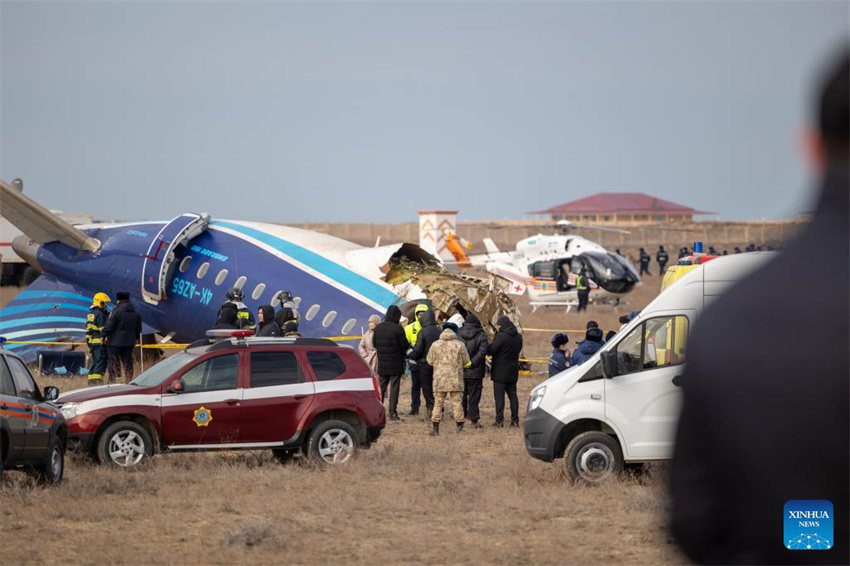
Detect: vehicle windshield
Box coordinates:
(130, 352, 198, 387)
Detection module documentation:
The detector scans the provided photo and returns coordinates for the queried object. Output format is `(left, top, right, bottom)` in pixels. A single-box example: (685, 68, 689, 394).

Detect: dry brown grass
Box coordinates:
(1, 278, 683, 565)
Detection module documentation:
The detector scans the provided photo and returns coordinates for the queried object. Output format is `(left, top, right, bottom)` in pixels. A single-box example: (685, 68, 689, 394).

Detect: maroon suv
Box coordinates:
(57, 336, 385, 467)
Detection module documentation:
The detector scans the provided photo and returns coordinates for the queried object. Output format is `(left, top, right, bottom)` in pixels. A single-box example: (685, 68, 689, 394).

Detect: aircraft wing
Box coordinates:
(0, 179, 100, 252)
(0, 274, 98, 363)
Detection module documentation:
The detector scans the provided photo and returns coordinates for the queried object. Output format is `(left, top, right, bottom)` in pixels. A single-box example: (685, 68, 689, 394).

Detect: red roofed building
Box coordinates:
(530, 192, 714, 224)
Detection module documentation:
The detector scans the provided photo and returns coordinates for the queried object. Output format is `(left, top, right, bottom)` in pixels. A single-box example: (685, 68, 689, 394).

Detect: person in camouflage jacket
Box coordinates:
(425, 325, 470, 436)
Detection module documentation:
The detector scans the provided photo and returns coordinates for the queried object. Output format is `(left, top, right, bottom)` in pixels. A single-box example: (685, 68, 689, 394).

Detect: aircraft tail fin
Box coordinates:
(0, 274, 94, 363)
(483, 238, 500, 255)
(0, 179, 100, 252)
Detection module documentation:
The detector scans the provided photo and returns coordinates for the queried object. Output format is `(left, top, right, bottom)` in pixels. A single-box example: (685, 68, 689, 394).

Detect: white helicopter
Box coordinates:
(462, 220, 642, 311)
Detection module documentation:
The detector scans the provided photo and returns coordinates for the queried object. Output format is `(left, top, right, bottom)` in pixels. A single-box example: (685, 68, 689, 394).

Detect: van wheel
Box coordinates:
(564, 431, 623, 484)
(307, 421, 358, 465)
(33, 436, 65, 485)
(97, 421, 152, 468)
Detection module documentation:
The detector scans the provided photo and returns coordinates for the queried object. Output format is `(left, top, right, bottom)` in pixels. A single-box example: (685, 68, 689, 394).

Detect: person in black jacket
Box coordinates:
(671, 50, 849, 565)
(656, 245, 669, 275)
(372, 305, 409, 420)
(459, 314, 489, 428)
(488, 315, 523, 427)
(213, 306, 239, 330)
(257, 305, 282, 337)
(409, 310, 441, 418)
(103, 292, 142, 383)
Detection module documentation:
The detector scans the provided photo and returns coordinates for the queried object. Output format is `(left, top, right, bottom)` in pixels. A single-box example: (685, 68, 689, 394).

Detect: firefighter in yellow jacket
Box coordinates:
(426, 322, 470, 435)
(86, 292, 111, 385)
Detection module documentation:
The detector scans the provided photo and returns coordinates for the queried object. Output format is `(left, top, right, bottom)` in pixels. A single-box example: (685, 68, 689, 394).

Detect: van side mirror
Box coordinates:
(44, 386, 60, 401)
(600, 350, 618, 379)
(167, 380, 185, 393)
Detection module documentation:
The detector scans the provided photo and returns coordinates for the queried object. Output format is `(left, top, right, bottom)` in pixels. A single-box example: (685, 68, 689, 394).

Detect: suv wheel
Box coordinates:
(564, 431, 623, 484)
(97, 421, 153, 468)
(33, 436, 65, 485)
(308, 420, 358, 465)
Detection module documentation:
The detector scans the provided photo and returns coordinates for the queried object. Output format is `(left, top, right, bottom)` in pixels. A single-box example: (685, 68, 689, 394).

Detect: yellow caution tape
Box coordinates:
(521, 328, 591, 333)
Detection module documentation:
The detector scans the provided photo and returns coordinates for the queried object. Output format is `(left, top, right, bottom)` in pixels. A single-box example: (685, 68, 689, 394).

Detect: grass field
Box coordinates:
(1, 277, 686, 565)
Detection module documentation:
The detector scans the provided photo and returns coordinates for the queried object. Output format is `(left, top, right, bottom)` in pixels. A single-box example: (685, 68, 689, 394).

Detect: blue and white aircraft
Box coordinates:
(0, 180, 518, 363)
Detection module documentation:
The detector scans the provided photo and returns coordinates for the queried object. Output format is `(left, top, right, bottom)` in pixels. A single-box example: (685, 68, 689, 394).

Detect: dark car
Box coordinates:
(58, 333, 386, 468)
(0, 348, 67, 485)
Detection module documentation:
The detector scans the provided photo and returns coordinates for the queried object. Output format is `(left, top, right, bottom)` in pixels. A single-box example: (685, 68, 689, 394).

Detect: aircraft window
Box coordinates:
(322, 311, 338, 328)
(341, 318, 357, 335)
(234, 276, 247, 290)
(197, 262, 210, 279)
(293, 297, 302, 308)
(252, 283, 266, 301)
(215, 269, 229, 286)
(179, 256, 192, 273)
(305, 304, 321, 321)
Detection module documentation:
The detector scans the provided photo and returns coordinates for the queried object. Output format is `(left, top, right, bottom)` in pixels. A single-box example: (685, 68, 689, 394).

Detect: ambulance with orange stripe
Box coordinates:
(0, 345, 67, 484)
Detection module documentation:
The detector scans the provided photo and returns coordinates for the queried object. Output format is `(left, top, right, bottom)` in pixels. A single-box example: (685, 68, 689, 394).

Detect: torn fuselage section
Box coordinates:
(386, 260, 521, 340)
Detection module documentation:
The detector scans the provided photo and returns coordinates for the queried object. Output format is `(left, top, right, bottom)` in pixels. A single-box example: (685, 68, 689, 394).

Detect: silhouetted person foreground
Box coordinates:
(671, 49, 849, 564)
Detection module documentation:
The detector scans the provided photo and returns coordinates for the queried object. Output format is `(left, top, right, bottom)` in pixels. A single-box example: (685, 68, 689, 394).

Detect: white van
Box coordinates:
(523, 253, 774, 483)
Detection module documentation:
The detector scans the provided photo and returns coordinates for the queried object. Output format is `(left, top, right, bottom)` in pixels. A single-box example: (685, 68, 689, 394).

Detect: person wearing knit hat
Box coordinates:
(442, 321, 459, 334)
(358, 314, 381, 373)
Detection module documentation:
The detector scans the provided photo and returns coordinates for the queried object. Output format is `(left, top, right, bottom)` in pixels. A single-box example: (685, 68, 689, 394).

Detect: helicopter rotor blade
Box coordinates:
(569, 224, 632, 235)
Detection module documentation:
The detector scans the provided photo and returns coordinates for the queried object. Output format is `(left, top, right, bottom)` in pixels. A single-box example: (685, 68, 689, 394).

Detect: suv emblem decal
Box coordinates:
(193, 406, 213, 427)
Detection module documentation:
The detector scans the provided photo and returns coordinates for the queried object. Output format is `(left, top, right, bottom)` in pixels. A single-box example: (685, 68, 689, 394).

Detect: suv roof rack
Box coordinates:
(198, 336, 339, 352)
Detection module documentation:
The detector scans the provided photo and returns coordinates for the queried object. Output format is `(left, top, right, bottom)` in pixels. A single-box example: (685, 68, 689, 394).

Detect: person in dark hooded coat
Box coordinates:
(568, 327, 603, 367)
(488, 316, 523, 426)
(213, 305, 239, 330)
(257, 305, 282, 337)
(103, 292, 142, 382)
(409, 309, 441, 417)
(372, 305, 409, 420)
(459, 314, 489, 427)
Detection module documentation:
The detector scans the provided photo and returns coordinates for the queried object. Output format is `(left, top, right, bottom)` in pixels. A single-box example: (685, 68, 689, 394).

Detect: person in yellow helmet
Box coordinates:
(86, 292, 111, 386)
(404, 303, 430, 415)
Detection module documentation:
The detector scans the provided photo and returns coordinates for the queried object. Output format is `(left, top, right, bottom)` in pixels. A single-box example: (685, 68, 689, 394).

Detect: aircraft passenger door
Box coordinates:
(161, 353, 244, 446)
(141, 212, 210, 305)
(604, 312, 692, 460)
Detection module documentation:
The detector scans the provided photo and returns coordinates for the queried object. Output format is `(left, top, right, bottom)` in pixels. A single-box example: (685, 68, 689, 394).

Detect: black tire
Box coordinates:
(307, 420, 359, 465)
(564, 431, 624, 484)
(22, 266, 41, 286)
(32, 435, 65, 485)
(96, 421, 153, 468)
(271, 448, 298, 464)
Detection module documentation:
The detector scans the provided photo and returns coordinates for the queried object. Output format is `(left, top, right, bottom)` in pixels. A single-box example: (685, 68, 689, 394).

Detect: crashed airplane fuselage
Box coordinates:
(0, 181, 519, 361)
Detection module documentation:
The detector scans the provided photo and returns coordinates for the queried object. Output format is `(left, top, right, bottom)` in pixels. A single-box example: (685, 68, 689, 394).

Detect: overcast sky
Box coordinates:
(1, 1, 847, 224)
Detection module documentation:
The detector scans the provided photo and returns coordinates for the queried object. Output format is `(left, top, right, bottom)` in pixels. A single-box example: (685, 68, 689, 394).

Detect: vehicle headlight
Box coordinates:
(60, 403, 80, 419)
(528, 386, 547, 411)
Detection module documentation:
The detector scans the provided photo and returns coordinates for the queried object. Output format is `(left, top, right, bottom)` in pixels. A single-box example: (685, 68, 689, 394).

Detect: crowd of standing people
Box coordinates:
(364, 303, 524, 434)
